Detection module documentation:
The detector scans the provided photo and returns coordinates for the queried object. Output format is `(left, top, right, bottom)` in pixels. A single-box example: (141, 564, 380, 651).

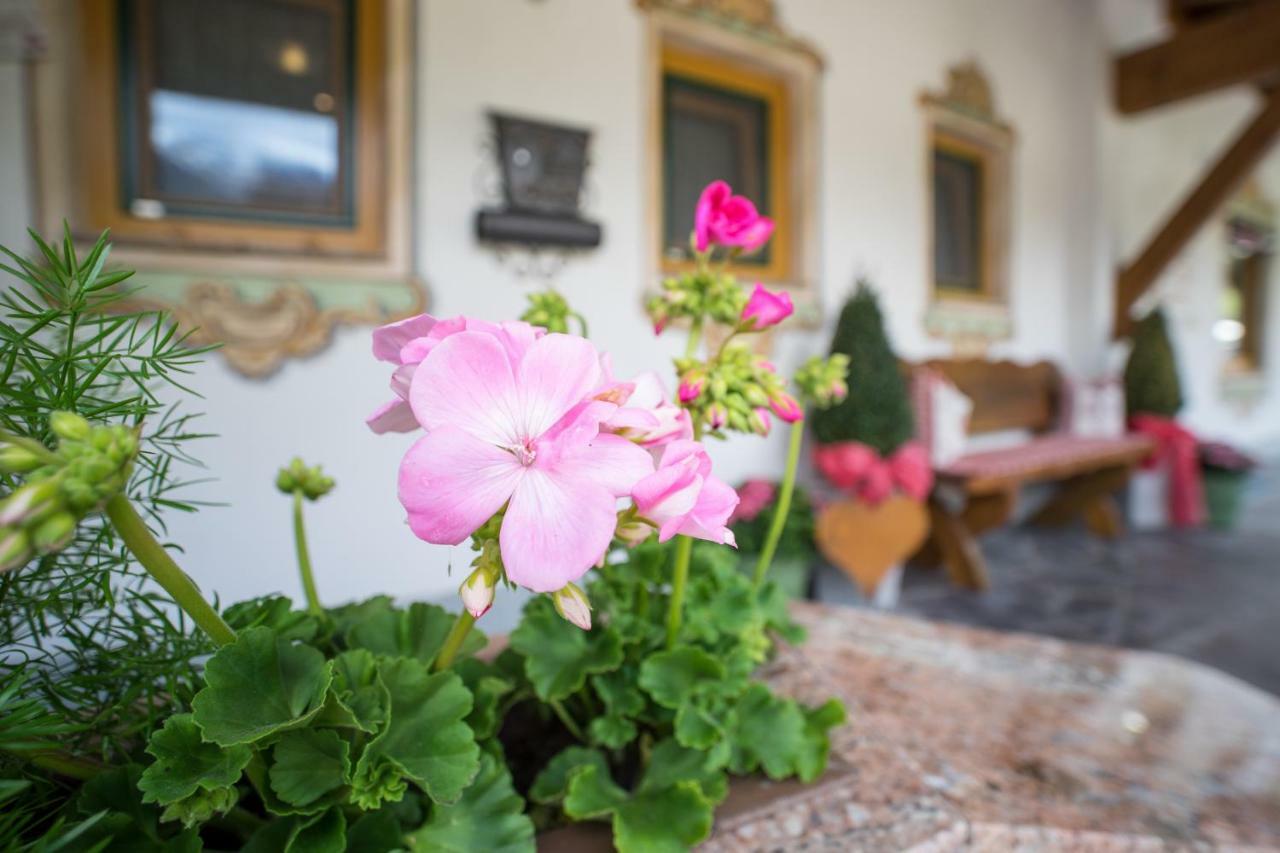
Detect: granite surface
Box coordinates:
(703, 603, 1280, 852)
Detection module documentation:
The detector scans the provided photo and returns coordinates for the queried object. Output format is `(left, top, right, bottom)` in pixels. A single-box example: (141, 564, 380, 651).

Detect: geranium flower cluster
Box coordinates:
(367, 313, 737, 628)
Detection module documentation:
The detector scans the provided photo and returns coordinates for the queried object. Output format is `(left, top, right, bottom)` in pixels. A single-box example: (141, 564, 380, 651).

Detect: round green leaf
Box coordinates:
(637, 646, 724, 710)
(614, 782, 713, 853)
(529, 746, 609, 805)
(407, 752, 535, 853)
(509, 602, 623, 702)
(191, 627, 332, 746)
(138, 714, 252, 808)
(269, 729, 351, 808)
(345, 600, 485, 666)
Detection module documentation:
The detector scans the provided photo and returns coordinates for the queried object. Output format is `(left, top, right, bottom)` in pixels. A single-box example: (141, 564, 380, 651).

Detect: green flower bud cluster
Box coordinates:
(521, 290, 574, 334)
(274, 458, 335, 500)
(793, 354, 850, 409)
(647, 268, 750, 333)
(676, 342, 795, 437)
(0, 412, 139, 572)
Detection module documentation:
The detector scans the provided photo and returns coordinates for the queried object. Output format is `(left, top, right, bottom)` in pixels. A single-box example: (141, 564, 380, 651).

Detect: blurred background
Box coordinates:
(0, 0, 1276, 686)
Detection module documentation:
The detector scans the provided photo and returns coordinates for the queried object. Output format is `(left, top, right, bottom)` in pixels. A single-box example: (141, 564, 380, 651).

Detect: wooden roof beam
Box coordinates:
(1114, 87, 1280, 337)
(1116, 1, 1280, 114)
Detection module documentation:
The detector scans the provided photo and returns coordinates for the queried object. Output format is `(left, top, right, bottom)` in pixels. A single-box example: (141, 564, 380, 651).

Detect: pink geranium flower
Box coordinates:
(728, 479, 776, 524)
(741, 284, 794, 330)
(693, 180, 775, 254)
(366, 314, 542, 434)
(397, 330, 653, 592)
(632, 441, 738, 546)
(606, 372, 693, 449)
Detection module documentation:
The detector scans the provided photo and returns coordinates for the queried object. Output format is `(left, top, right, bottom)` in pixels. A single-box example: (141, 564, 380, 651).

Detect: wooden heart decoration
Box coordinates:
(815, 496, 929, 596)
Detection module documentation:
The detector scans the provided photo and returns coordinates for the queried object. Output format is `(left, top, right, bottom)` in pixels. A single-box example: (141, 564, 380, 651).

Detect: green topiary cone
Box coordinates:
(1123, 307, 1184, 418)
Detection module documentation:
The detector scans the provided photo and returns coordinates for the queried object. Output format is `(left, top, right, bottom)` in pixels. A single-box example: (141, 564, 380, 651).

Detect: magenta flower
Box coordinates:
(397, 330, 654, 592)
(632, 441, 738, 546)
(728, 479, 776, 524)
(768, 392, 803, 423)
(677, 370, 705, 403)
(750, 407, 772, 437)
(693, 180, 775, 254)
(741, 284, 794, 330)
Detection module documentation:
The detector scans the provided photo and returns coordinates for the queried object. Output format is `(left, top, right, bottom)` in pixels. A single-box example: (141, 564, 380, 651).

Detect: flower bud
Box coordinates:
(0, 443, 43, 474)
(749, 407, 772, 437)
(459, 566, 497, 620)
(0, 528, 31, 573)
(49, 411, 91, 443)
(275, 459, 335, 500)
(744, 384, 769, 408)
(705, 401, 728, 431)
(615, 516, 654, 548)
(552, 583, 592, 631)
(677, 371, 705, 403)
(0, 479, 60, 526)
(31, 511, 76, 555)
(769, 392, 804, 423)
(740, 283, 794, 330)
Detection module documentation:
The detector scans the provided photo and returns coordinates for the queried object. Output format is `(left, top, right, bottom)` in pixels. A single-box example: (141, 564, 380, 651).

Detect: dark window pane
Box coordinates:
(663, 73, 770, 265)
(119, 0, 354, 226)
(933, 148, 984, 292)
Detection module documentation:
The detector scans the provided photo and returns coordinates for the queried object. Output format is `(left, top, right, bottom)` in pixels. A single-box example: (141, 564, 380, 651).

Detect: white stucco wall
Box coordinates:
(0, 0, 1271, 616)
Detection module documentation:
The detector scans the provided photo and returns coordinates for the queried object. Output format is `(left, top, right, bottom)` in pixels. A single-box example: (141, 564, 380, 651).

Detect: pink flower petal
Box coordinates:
(409, 332, 522, 446)
(366, 399, 420, 434)
(516, 334, 604, 440)
(571, 433, 655, 497)
(373, 314, 438, 363)
(398, 426, 523, 544)
(501, 469, 616, 592)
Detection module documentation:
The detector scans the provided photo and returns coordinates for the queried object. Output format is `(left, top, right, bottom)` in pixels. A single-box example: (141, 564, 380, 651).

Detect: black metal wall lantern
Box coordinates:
(475, 112, 603, 249)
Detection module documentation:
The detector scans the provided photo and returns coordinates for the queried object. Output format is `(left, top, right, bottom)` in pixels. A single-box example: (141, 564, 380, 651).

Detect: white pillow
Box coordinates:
(1065, 375, 1126, 438)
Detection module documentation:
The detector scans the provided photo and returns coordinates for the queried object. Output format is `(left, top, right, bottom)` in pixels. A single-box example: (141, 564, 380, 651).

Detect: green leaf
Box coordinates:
(191, 627, 332, 746)
(345, 600, 485, 666)
(638, 646, 724, 709)
(562, 764, 627, 820)
(159, 786, 239, 828)
(614, 782, 713, 853)
(729, 683, 808, 779)
(357, 658, 479, 804)
(674, 701, 723, 750)
(509, 601, 623, 701)
(407, 752, 536, 853)
(591, 672, 644, 717)
(640, 738, 727, 806)
(243, 808, 346, 853)
(529, 746, 609, 805)
(314, 649, 388, 733)
(223, 595, 320, 642)
(269, 729, 351, 807)
(345, 810, 406, 853)
(589, 714, 637, 749)
(795, 698, 846, 783)
(454, 657, 514, 741)
(138, 714, 252, 810)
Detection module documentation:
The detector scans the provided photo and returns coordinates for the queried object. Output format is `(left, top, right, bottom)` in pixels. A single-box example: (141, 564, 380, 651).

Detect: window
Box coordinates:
(74, 0, 390, 257)
(932, 144, 985, 295)
(1217, 217, 1271, 375)
(660, 48, 786, 276)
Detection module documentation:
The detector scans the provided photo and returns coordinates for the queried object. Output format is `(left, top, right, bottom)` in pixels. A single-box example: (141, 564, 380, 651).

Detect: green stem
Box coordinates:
(26, 751, 101, 781)
(665, 535, 694, 648)
(433, 610, 476, 672)
(104, 494, 236, 647)
(684, 316, 704, 359)
(292, 490, 322, 615)
(753, 419, 804, 590)
(549, 699, 586, 742)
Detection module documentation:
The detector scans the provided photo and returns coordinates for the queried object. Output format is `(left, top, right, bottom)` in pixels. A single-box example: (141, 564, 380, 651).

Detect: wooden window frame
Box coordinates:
(658, 45, 791, 283)
(929, 129, 999, 302)
(74, 0, 388, 258)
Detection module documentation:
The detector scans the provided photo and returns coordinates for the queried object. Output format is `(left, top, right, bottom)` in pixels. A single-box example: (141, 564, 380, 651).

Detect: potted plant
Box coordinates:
(1198, 441, 1258, 529)
(728, 479, 818, 601)
(0, 180, 851, 852)
(807, 282, 931, 605)
(1123, 307, 1205, 529)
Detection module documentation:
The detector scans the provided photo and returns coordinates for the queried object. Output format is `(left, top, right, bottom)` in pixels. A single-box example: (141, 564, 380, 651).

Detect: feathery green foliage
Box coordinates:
(810, 281, 914, 454)
(1123, 307, 1184, 418)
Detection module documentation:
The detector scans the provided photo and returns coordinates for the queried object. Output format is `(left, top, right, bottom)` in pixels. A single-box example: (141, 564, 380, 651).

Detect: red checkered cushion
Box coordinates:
(937, 434, 1152, 481)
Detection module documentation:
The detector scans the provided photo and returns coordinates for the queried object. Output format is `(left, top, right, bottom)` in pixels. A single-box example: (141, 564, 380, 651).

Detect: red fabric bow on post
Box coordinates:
(1130, 414, 1205, 529)
(812, 441, 933, 505)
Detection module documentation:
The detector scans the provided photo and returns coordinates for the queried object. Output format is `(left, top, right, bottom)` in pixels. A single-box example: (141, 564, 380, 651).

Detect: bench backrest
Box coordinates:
(919, 359, 1061, 436)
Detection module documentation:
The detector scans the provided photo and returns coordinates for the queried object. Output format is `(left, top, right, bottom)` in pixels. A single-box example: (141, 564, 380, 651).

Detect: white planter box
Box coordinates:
(871, 563, 904, 609)
(1128, 466, 1169, 530)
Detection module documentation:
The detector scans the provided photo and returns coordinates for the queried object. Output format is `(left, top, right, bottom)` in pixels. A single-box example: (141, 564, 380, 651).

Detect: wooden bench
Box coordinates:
(914, 359, 1153, 590)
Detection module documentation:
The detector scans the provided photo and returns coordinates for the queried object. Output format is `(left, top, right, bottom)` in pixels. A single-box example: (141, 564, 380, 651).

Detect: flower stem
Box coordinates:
(665, 534, 694, 647)
(104, 494, 236, 647)
(433, 609, 476, 672)
(550, 699, 587, 742)
(684, 316, 704, 359)
(292, 490, 322, 615)
(753, 419, 804, 590)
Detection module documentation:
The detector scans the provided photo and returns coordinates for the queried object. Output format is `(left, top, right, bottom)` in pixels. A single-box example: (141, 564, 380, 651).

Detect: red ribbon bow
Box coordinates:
(812, 441, 933, 505)
(1130, 414, 1205, 529)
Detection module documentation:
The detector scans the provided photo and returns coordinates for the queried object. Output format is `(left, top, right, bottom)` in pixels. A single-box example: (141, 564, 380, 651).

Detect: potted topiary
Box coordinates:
(1123, 307, 1205, 529)
(1198, 441, 1258, 529)
(807, 281, 932, 605)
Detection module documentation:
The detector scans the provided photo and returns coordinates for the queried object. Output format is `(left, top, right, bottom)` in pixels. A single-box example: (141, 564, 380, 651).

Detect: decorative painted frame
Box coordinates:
(1220, 179, 1274, 404)
(921, 62, 1015, 351)
(638, 0, 823, 325)
(29, 0, 421, 378)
